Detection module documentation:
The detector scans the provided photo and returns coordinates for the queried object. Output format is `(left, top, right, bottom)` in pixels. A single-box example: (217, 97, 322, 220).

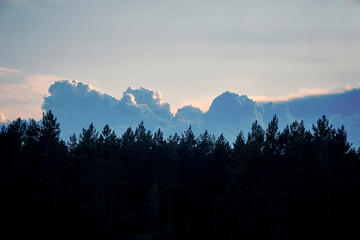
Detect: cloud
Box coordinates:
(205, 92, 259, 122)
(123, 87, 173, 120)
(251, 84, 360, 103)
(3, 78, 360, 146)
(42, 80, 118, 131)
(203, 91, 261, 139)
(251, 87, 333, 103)
(175, 105, 203, 121)
(0, 73, 62, 120)
(261, 102, 294, 129)
(42, 80, 174, 138)
(0, 66, 19, 75)
(40, 80, 360, 146)
(0, 112, 8, 122)
(0, 73, 62, 101)
(172, 105, 204, 132)
(286, 88, 360, 123)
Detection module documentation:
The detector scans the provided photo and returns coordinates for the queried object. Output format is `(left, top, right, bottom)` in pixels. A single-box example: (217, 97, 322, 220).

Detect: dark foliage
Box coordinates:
(1, 112, 360, 239)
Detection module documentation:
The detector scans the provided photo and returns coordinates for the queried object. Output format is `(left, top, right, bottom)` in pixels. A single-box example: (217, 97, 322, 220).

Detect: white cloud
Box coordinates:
(123, 87, 173, 119)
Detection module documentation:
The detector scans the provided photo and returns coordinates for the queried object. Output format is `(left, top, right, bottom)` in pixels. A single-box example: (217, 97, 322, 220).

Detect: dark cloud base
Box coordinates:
(41, 80, 360, 147)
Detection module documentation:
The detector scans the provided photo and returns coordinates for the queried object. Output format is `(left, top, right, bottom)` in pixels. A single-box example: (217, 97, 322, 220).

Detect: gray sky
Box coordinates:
(1, 0, 360, 120)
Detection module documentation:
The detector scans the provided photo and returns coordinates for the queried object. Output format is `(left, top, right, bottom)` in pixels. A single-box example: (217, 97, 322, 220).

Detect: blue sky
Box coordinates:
(1, 0, 360, 120)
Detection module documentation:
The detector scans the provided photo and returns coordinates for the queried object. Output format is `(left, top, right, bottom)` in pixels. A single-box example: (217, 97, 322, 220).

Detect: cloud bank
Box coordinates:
(40, 80, 360, 148)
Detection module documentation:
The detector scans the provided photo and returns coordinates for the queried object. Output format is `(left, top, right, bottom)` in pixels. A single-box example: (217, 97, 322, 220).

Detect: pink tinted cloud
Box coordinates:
(250, 84, 360, 103)
(0, 74, 62, 101)
(0, 66, 19, 75)
(0, 112, 8, 122)
(0, 73, 63, 120)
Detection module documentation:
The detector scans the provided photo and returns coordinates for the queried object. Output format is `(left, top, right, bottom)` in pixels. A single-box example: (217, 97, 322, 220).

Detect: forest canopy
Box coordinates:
(1, 111, 360, 240)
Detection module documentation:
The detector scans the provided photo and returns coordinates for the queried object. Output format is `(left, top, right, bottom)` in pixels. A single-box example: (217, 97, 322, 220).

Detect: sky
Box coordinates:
(1, 0, 360, 120)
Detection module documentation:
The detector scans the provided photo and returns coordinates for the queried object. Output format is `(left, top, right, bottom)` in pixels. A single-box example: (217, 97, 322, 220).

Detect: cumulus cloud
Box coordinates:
(42, 80, 175, 138)
(42, 80, 119, 135)
(202, 91, 262, 140)
(123, 87, 173, 120)
(205, 92, 259, 122)
(175, 105, 203, 122)
(171, 105, 204, 136)
(261, 102, 294, 129)
(5, 79, 359, 146)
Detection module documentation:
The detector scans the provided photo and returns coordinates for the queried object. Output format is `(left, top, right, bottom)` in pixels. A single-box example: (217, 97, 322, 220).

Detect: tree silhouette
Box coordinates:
(1, 113, 359, 239)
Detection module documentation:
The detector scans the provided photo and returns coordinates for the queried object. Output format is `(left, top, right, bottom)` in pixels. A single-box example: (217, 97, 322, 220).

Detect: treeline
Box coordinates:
(1, 111, 360, 240)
